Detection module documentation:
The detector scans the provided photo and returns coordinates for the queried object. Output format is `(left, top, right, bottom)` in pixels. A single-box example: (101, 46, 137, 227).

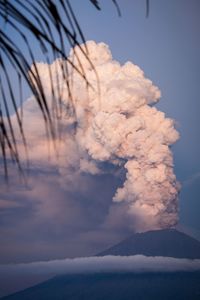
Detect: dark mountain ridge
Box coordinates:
(1, 229, 200, 299)
(2, 272, 200, 300)
(97, 228, 200, 258)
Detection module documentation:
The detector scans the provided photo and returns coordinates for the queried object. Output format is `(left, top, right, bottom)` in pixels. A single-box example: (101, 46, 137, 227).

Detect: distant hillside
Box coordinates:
(2, 272, 200, 300)
(2, 229, 200, 299)
(97, 229, 200, 258)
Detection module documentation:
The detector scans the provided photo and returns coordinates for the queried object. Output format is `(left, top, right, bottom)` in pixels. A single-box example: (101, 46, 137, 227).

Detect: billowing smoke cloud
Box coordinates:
(26, 41, 180, 232)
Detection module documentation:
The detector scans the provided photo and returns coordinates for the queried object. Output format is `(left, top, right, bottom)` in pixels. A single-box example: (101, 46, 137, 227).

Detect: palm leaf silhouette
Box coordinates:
(0, 0, 149, 179)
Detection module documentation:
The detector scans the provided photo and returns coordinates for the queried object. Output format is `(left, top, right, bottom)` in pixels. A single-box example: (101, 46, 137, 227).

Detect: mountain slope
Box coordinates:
(2, 272, 200, 300)
(2, 229, 200, 299)
(97, 229, 200, 258)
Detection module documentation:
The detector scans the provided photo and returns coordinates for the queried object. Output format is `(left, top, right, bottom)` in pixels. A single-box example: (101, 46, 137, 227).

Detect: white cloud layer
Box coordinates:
(1, 255, 200, 276)
(1, 255, 199, 298)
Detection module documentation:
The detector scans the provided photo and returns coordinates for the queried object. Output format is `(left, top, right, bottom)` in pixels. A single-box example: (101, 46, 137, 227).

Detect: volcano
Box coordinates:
(97, 228, 200, 259)
(1, 229, 200, 300)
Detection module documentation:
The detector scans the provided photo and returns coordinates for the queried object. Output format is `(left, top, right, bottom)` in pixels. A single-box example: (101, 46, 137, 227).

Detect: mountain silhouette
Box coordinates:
(97, 229, 200, 258)
(2, 272, 200, 300)
(2, 229, 200, 299)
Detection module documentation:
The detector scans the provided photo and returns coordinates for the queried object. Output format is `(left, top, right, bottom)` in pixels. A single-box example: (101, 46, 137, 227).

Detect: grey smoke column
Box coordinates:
(33, 41, 180, 232)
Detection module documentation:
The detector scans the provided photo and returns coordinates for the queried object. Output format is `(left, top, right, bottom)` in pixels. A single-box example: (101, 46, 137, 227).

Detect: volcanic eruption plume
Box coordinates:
(28, 41, 180, 232)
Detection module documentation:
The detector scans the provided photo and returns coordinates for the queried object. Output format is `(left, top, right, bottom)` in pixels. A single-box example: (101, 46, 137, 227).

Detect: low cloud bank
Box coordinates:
(1, 255, 200, 276)
(1, 255, 200, 297)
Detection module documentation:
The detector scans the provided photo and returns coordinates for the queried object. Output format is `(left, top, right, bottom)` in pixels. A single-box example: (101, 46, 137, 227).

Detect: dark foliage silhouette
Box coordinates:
(0, 0, 149, 179)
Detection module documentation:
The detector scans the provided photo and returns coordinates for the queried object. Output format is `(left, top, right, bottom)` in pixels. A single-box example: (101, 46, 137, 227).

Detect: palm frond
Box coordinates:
(0, 0, 103, 178)
(0, 1, 152, 179)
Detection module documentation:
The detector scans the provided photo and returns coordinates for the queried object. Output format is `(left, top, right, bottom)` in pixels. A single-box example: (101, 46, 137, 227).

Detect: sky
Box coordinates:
(0, 0, 200, 264)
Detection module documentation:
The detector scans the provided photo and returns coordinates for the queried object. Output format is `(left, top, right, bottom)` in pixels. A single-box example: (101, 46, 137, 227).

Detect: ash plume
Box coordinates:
(28, 41, 180, 232)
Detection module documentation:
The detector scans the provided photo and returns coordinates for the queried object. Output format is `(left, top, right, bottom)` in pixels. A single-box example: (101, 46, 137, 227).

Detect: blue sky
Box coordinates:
(0, 0, 200, 264)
